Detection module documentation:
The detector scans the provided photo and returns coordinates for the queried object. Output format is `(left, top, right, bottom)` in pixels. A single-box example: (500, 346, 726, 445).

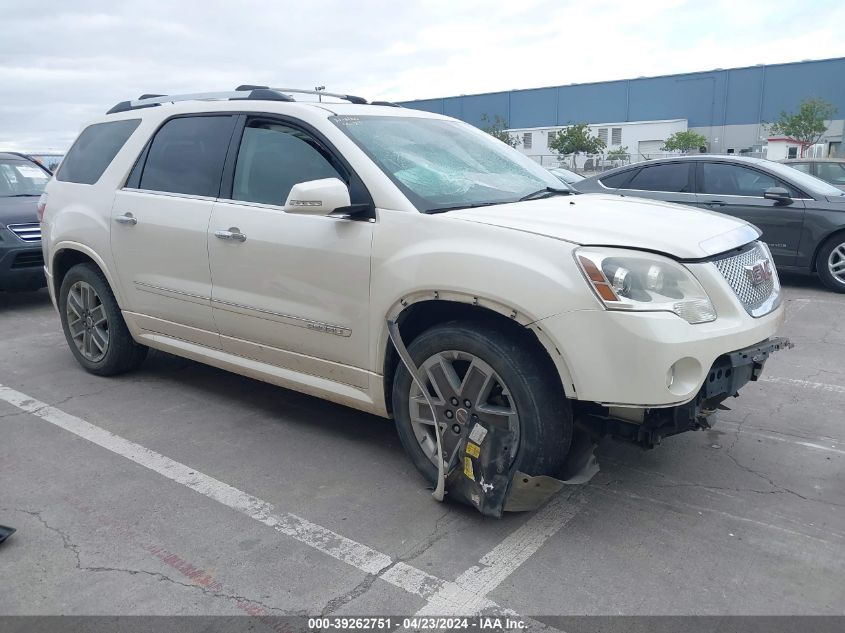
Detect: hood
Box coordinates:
(447, 193, 757, 259)
(0, 196, 39, 227)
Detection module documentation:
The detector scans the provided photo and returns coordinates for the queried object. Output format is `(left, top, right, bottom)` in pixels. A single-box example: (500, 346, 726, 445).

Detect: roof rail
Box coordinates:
(236, 85, 368, 105)
(106, 89, 294, 114)
(106, 86, 376, 115)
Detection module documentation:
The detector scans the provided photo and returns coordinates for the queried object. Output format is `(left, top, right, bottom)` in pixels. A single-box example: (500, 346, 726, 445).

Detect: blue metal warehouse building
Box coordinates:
(399, 57, 845, 158)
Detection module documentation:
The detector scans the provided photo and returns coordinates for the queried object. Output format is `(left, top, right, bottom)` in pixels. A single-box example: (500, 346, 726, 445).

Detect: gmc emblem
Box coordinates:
(745, 259, 773, 286)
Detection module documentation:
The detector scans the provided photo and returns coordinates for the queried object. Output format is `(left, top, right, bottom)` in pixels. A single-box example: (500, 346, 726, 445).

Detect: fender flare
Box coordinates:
(51, 241, 125, 308)
(377, 289, 578, 399)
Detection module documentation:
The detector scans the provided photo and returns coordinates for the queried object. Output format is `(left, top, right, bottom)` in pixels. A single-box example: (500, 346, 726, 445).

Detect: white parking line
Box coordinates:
(759, 375, 845, 396)
(0, 384, 562, 625)
(414, 492, 585, 616)
(716, 420, 842, 455)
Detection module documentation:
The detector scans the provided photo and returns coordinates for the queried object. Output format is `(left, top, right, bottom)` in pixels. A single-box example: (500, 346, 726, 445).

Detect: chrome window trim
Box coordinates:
(120, 187, 218, 202)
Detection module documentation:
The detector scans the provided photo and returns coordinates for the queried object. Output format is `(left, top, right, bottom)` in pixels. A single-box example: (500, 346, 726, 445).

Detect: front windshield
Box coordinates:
(767, 160, 844, 197)
(330, 115, 566, 212)
(0, 159, 50, 197)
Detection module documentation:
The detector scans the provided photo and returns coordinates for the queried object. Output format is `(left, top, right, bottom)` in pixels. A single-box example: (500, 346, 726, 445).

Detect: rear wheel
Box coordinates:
(817, 234, 845, 293)
(392, 321, 572, 484)
(58, 263, 147, 375)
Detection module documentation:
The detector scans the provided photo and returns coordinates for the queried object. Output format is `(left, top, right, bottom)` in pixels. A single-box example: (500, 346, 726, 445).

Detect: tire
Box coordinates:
(58, 263, 148, 375)
(816, 233, 845, 293)
(391, 321, 572, 484)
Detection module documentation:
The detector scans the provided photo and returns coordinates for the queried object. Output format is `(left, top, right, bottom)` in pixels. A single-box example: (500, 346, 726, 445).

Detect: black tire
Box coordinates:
(392, 321, 572, 484)
(58, 263, 148, 375)
(816, 233, 845, 293)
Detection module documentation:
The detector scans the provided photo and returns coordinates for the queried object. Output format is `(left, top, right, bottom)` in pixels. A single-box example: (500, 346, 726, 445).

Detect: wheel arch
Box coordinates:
(811, 228, 845, 273)
(379, 293, 577, 418)
(51, 242, 124, 308)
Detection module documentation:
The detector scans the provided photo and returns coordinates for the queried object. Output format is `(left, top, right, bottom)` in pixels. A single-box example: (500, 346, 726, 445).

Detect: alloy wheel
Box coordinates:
(66, 281, 109, 362)
(408, 350, 520, 467)
(828, 242, 845, 285)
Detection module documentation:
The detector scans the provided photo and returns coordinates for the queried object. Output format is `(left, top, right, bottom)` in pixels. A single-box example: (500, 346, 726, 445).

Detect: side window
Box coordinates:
(139, 116, 235, 197)
(700, 163, 792, 197)
(56, 119, 141, 184)
(789, 162, 812, 175)
(599, 169, 634, 188)
(818, 162, 845, 185)
(625, 163, 691, 193)
(231, 120, 343, 206)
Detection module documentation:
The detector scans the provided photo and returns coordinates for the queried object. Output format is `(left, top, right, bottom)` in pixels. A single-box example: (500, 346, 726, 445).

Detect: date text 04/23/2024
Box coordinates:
(307, 617, 526, 630)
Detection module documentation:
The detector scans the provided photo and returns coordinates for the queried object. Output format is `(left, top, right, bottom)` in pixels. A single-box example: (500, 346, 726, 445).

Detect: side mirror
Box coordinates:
(763, 186, 792, 205)
(283, 178, 351, 216)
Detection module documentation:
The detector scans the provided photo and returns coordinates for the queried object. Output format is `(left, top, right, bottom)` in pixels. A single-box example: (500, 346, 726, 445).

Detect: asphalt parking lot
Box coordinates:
(0, 274, 843, 626)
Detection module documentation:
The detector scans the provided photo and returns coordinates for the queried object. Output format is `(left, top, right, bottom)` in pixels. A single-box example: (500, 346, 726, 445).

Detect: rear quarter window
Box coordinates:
(56, 119, 141, 185)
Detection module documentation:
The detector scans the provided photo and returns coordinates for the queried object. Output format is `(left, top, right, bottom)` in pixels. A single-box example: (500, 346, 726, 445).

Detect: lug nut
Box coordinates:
(450, 397, 459, 406)
(452, 424, 461, 434)
(445, 410, 454, 419)
(464, 399, 471, 408)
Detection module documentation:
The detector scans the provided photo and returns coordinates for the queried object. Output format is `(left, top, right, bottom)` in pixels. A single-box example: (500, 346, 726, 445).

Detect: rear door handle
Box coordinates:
(214, 227, 247, 242)
(115, 213, 137, 225)
(704, 200, 725, 207)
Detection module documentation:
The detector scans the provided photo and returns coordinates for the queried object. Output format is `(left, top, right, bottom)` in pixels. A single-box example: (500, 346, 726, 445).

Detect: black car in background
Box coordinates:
(576, 155, 845, 292)
(0, 152, 50, 292)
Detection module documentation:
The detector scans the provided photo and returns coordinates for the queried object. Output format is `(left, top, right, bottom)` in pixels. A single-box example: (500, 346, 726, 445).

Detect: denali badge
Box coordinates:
(745, 259, 773, 286)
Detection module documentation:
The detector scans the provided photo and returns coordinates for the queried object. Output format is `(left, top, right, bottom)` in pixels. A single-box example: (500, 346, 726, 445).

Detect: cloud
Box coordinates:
(0, 0, 843, 151)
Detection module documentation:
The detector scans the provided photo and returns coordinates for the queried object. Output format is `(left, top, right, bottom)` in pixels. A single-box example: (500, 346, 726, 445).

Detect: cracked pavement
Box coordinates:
(0, 274, 843, 618)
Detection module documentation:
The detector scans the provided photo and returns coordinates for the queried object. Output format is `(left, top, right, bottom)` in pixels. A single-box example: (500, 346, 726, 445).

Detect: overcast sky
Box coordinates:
(2, 0, 843, 151)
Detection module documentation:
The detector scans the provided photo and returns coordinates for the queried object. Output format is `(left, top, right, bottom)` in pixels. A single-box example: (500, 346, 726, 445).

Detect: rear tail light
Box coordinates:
(37, 193, 48, 222)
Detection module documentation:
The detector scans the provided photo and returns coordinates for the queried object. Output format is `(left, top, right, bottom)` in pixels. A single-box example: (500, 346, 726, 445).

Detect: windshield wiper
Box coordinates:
(518, 187, 572, 202)
(425, 201, 503, 214)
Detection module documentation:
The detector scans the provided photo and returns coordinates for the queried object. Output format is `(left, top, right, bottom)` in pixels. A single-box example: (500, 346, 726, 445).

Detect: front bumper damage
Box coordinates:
(582, 337, 794, 449)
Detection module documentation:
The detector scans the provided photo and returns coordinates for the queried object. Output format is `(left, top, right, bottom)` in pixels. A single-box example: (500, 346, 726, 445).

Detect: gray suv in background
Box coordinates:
(0, 152, 50, 292)
(577, 155, 845, 292)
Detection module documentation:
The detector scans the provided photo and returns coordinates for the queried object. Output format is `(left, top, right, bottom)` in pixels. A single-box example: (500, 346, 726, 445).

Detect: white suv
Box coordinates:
(41, 87, 788, 483)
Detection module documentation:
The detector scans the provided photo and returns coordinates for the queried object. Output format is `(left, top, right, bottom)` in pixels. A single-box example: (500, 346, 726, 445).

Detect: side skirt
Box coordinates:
(122, 311, 388, 418)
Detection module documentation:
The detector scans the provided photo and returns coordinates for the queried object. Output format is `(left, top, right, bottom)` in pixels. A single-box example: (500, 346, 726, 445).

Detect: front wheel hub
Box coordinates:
(407, 350, 521, 468)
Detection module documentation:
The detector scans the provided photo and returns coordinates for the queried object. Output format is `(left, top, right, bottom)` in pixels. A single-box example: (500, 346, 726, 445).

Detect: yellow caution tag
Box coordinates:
(463, 456, 475, 480)
(465, 442, 481, 458)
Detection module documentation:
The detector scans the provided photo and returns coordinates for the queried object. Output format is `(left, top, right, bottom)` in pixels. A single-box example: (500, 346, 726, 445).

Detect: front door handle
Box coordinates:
(115, 213, 137, 225)
(704, 200, 726, 207)
(214, 227, 247, 242)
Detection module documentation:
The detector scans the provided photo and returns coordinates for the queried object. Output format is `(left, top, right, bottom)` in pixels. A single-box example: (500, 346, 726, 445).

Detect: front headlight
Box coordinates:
(575, 247, 716, 324)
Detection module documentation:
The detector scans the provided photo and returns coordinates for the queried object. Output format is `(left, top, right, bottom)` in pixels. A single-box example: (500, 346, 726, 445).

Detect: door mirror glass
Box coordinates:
(284, 178, 351, 216)
(763, 186, 792, 204)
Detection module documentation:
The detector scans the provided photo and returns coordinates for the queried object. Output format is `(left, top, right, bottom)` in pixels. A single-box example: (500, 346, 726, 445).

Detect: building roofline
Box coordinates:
(506, 118, 687, 132)
(400, 56, 845, 104)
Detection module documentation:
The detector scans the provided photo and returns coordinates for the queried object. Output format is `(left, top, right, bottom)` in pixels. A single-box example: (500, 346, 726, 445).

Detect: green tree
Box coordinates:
(768, 97, 837, 156)
(480, 113, 520, 148)
(661, 131, 708, 153)
(549, 123, 606, 168)
(607, 146, 629, 161)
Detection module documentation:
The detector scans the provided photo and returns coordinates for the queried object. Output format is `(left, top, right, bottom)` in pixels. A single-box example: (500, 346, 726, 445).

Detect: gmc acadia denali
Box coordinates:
(41, 87, 789, 484)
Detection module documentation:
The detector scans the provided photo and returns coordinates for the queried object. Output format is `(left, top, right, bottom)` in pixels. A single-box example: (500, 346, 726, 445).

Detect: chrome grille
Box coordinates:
(7, 223, 41, 243)
(712, 241, 780, 317)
